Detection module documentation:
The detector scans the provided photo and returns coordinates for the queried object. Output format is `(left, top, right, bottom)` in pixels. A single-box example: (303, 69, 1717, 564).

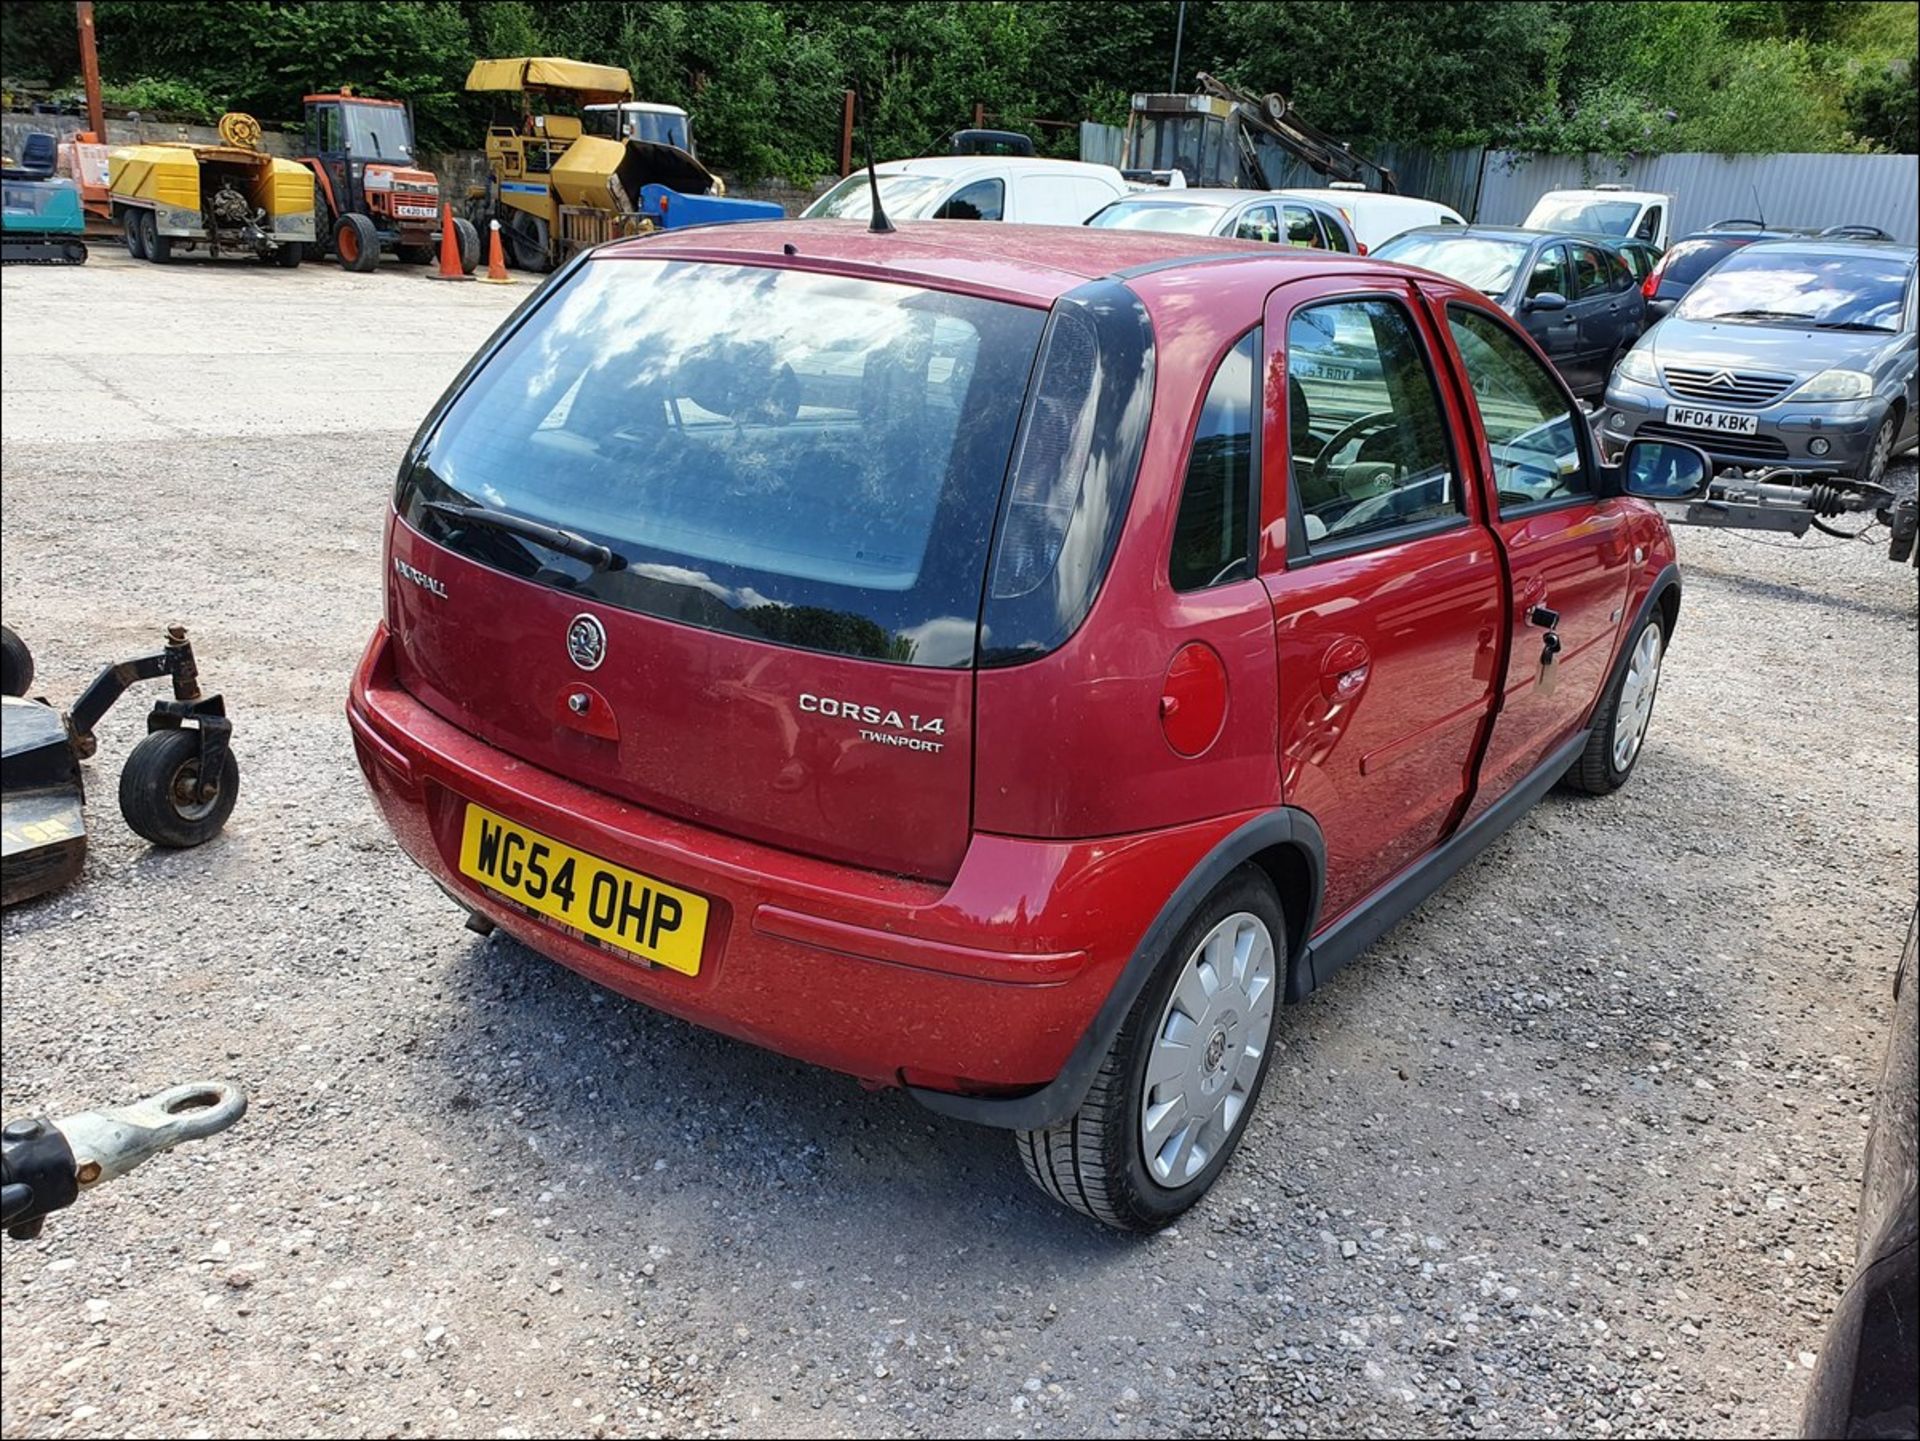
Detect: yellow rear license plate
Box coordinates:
(457, 803, 709, 975)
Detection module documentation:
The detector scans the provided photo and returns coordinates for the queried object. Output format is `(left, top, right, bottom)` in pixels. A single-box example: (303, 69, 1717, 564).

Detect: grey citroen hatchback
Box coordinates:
(1599, 238, 1918, 482)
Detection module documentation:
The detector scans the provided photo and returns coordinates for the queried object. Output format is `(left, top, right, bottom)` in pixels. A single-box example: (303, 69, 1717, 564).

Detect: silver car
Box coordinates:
(1085, 188, 1359, 253)
(1599, 238, 1918, 482)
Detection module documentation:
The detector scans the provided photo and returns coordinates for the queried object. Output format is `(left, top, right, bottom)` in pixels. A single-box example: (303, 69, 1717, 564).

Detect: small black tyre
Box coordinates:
(1, 624, 33, 697)
(451, 216, 480, 274)
(118, 729, 239, 849)
(141, 211, 171, 263)
(335, 212, 379, 272)
(1016, 866, 1285, 1232)
(122, 208, 146, 259)
(1565, 610, 1667, 795)
(273, 241, 304, 268)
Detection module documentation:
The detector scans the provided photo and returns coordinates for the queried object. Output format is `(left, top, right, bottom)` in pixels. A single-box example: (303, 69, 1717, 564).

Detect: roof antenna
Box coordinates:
(859, 86, 894, 234)
(1751, 182, 1766, 229)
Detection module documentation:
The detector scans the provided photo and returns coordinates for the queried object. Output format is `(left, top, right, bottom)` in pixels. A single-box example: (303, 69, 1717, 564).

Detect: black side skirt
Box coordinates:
(1300, 728, 1585, 989)
(910, 728, 1588, 1132)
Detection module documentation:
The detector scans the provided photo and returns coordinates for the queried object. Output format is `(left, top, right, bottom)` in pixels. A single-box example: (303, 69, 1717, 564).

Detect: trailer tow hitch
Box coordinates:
(1, 1081, 247, 1240)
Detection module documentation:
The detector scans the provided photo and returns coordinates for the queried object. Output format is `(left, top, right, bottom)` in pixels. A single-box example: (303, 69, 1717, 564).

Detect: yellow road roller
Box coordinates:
(109, 113, 316, 266)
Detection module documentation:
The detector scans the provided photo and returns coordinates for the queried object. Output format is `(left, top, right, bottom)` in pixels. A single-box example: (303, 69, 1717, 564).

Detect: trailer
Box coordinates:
(108, 113, 315, 266)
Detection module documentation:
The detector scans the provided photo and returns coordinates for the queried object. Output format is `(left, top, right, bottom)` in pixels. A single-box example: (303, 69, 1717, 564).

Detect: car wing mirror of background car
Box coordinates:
(1613, 437, 1711, 501)
(1524, 291, 1568, 313)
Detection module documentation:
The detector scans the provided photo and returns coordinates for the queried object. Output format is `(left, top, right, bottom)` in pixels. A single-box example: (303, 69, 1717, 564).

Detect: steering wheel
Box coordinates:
(1310, 411, 1401, 488)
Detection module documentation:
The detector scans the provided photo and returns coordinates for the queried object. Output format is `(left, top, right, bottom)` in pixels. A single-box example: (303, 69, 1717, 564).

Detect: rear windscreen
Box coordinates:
(400, 258, 1046, 668)
(1661, 238, 1745, 288)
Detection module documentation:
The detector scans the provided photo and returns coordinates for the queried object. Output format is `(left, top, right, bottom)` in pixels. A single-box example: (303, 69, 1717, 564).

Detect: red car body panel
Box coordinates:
(348, 222, 1682, 1108)
(350, 624, 1257, 1089)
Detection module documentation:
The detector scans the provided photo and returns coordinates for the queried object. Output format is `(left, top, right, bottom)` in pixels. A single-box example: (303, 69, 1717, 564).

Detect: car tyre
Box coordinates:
(1016, 866, 1284, 1232)
(1856, 413, 1897, 486)
(1, 623, 33, 697)
(1566, 611, 1666, 795)
(118, 729, 239, 849)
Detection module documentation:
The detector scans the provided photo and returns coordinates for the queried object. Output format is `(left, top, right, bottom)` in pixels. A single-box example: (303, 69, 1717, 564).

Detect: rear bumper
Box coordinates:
(346, 626, 1249, 1110)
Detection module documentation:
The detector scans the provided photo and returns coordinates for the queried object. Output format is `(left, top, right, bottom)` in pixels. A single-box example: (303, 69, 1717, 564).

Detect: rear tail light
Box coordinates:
(1641, 254, 1667, 298)
(1356, 241, 1368, 256)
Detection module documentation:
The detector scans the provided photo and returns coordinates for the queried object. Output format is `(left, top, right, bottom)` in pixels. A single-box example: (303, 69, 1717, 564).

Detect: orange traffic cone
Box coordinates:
(424, 204, 473, 282)
(478, 218, 515, 285)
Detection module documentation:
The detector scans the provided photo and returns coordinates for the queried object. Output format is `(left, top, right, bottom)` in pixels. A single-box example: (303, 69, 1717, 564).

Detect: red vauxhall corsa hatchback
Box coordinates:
(349, 220, 1708, 1230)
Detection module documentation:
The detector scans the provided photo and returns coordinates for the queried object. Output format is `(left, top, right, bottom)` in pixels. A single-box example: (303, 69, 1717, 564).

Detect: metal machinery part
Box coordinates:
(2, 1083, 247, 1239)
(1659, 467, 1919, 565)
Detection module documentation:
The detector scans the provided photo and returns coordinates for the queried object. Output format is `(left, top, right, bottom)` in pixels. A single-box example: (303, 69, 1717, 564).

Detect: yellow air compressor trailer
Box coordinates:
(109, 114, 315, 266)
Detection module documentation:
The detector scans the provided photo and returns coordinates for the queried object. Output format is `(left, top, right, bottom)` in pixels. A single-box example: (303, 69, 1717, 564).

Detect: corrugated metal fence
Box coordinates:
(1466, 151, 1919, 242)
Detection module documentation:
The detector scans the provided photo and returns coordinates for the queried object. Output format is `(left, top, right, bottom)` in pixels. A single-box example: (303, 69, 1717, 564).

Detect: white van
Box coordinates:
(803, 156, 1130, 226)
(1523, 186, 1672, 248)
(1279, 186, 1467, 253)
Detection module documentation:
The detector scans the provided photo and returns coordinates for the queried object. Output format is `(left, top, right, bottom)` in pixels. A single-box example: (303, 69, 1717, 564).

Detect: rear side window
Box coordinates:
(1605, 249, 1635, 291)
(1170, 332, 1258, 590)
(1446, 306, 1591, 509)
(936, 178, 1003, 221)
(1282, 206, 1324, 248)
(401, 259, 1046, 668)
(1571, 244, 1610, 298)
(981, 279, 1156, 664)
(1287, 298, 1460, 554)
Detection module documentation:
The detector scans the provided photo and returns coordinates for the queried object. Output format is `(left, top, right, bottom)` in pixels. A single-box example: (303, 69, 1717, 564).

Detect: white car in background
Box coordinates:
(1524, 185, 1673, 249)
(803, 156, 1130, 226)
(1278, 185, 1466, 253)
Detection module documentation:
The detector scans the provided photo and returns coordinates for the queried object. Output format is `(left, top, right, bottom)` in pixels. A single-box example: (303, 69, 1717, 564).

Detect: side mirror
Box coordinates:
(1620, 438, 1711, 500)
(1525, 291, 1568, 313)
(1647, 298, 1675, 320)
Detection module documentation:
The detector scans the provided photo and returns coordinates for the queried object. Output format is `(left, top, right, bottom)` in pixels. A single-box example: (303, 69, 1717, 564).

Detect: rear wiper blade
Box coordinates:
(421, 501, 626, 571)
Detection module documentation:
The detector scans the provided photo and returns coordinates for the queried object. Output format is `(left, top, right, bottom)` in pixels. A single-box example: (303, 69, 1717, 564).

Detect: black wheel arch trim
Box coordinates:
(907, 807, 1326, 1131)
(1600, 563, 1681, 724)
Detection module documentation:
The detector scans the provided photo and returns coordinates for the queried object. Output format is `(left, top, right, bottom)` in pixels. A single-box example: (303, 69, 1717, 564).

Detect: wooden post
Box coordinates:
(972, 102, 985, 130)
(840, 89, 855, 176)
(75, 1, 105, 140)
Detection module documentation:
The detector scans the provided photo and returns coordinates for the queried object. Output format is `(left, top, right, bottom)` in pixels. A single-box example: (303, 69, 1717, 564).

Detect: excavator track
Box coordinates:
(0, 239, 89, 265)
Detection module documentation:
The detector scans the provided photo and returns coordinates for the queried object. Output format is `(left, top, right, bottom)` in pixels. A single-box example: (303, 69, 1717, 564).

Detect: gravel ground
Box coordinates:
(2, 250, 1916, 1440)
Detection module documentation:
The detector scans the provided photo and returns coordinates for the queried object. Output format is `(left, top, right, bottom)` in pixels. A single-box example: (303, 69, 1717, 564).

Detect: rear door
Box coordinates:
(1430, 297, 1634, 818)
(1261, 276, 1504, 922)
(1569, 241, 1629, 385)
(1521, 243, 1582, 384)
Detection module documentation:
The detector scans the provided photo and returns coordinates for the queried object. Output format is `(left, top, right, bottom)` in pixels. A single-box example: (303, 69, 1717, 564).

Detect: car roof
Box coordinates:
(596, 218, 1382, 307)
(1739, 237, 1917, 261)
(1384, 224, 1616, 247)
(1534, 188, 1669, 202)
(873, 155, 1121, 181)
(1107, 188, 1250, 207)
(1281, 188, 1450, 210)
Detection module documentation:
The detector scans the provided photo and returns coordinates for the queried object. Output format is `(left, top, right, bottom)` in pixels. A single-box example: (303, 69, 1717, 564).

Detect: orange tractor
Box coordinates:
(300, 90, 476, 272)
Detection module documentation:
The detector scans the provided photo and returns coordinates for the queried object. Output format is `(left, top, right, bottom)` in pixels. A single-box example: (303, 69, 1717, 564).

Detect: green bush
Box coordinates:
(99, 76, 224, 122)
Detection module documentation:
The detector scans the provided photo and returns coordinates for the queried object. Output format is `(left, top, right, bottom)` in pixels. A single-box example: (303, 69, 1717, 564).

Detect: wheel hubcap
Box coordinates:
(1869, 422, 1892, 482)
(1612, 624, 1663, 771)
(1140, 911, 1277, 1189)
